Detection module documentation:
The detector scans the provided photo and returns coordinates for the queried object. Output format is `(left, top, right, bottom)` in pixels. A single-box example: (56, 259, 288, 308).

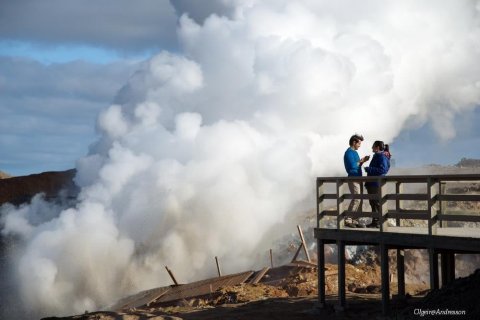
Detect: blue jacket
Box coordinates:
(344, 148, 362, 176)
(365, 151, 390, 186)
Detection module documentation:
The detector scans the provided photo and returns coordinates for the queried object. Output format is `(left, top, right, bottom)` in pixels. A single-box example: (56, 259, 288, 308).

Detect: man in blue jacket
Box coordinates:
(364, 140, 390, 228)
(344, 134, 370, 228)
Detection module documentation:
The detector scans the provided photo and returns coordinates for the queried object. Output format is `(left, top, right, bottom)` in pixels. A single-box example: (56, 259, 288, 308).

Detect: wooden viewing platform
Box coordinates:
(314, 174, 480, 315)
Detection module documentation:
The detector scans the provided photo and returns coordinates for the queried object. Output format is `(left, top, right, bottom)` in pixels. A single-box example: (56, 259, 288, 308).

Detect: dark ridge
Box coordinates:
(0, 169, 78, 206)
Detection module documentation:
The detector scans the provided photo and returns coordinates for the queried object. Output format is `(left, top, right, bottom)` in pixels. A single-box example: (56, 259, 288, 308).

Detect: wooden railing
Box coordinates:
(316, 174, 480, 235)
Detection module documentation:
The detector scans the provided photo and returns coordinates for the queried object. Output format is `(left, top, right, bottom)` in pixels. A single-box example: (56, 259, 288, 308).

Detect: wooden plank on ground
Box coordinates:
(109, 286, 171, 311)
(154, 271, 254, 304)
(297, 225, 311, 262)
(249, 267, 270, 284)
(287, 260, 317, 268)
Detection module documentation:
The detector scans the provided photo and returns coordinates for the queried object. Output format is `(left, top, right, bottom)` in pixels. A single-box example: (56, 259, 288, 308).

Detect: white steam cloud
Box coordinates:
(2, 0, 480, 317)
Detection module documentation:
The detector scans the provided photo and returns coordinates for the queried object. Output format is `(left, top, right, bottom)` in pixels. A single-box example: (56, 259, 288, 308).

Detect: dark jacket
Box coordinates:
(364, 151, 390, 187)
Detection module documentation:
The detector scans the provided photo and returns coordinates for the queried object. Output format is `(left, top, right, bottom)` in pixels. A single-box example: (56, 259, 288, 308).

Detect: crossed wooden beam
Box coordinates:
(291, 225, 311, 263)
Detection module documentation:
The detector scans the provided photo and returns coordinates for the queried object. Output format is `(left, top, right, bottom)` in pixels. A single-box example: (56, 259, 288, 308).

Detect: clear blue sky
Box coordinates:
(1, 0, 479, 176)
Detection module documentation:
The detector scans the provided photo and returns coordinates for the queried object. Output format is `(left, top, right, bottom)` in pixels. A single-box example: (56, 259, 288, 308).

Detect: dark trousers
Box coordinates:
(366, 185, 380, 215)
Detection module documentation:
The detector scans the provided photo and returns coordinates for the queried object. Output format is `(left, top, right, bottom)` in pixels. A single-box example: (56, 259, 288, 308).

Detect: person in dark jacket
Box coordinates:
(343, 134, 370, 228)
(364, 140, 390, 228)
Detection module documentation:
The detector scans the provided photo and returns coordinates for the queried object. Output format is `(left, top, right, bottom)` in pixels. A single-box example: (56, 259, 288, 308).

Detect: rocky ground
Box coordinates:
(42, 261, 440, 320)
(41, 266, 480, 320)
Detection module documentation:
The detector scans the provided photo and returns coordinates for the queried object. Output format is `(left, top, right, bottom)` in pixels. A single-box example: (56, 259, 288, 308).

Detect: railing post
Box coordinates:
(428, 177, 439, 235)
(379, 177, 388, 232)
(337, 179, 346, 229)
(317, 179, 324, 228)
(395, 182, 403, 227)
(438, 181, 446, 228)
(360, 182, 364, 215)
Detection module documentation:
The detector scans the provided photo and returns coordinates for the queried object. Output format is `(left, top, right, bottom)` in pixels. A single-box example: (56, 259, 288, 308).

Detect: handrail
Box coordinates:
(316, 174, 480, 235)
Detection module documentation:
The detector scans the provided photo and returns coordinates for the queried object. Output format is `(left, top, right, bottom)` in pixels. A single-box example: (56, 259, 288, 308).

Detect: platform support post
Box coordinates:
(336, 240, 346, 311)
(380, 243, 390, 316)
(397, 249, 405, 298)
(317, 239, 326, 308)
(429, 248, 439, 290)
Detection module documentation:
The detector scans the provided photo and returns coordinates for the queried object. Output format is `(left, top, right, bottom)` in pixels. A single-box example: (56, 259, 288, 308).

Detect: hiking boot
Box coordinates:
(367, 219, 380, 228)
(355, 221, 367, 228)
(345, 221, 357, 228)
(345, 219, 365, 228)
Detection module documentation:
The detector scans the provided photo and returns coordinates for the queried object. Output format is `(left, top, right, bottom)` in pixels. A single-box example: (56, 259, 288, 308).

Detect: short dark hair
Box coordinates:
(349, 134, 364, 146)
(372, 140, 385, 151)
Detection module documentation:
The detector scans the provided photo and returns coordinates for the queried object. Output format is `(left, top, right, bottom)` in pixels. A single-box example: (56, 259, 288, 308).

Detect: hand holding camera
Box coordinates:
(360, 155, 370, 165)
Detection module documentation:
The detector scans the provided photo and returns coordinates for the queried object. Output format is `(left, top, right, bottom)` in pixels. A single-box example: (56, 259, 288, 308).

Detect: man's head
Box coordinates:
(349, 134, 364, 150)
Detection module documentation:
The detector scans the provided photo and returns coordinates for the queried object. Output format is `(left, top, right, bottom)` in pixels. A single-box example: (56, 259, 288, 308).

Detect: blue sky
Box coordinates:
(0, 0, 181, 175)
(393, 108, 480, 167)
(0, 41, 151, 64)
(0, 0, 479, 176)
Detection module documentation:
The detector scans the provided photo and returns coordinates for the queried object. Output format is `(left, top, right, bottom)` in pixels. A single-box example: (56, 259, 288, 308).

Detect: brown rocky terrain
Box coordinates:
(41, 261, 480, 320)
(41, 261, 436, 320)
